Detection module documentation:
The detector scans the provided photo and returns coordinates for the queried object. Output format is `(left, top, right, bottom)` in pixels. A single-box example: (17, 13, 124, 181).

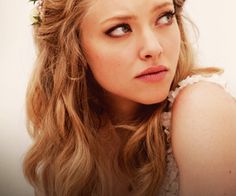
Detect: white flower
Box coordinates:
(30, 7, 40, 25)
(29, 0, 43, 25)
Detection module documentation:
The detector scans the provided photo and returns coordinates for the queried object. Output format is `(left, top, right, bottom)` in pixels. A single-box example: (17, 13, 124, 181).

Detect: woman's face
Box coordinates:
(81, 0, 180, 114)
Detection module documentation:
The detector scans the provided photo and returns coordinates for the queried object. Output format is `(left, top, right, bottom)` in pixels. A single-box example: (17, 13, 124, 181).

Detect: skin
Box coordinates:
(81, 0, 180, 121)
(172, 82, 236, 195)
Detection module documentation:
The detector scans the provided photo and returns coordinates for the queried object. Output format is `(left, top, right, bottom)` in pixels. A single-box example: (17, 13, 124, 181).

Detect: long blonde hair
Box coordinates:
(23, 0, 221, 195)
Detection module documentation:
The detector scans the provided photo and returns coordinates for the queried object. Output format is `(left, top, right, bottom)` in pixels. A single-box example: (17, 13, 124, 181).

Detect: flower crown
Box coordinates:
(30, 0, 43, 25)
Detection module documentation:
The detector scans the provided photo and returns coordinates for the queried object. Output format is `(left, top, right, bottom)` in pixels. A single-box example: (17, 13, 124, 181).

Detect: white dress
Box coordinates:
(158, 74, 231, 196)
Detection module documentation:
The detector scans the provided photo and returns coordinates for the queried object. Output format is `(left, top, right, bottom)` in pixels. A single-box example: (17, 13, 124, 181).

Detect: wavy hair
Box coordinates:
(23, 0, 221, 195)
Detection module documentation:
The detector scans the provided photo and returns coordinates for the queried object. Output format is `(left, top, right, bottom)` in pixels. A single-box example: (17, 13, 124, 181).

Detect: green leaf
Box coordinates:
(29, 0, 38, 4)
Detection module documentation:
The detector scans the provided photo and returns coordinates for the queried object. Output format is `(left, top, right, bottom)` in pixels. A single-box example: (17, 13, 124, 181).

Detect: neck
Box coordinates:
(103, 93, 141, 124)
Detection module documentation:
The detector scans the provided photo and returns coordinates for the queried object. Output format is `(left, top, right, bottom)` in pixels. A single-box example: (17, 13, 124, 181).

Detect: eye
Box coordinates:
(156, 10, 176, 26)
(105, 23, 132, 38)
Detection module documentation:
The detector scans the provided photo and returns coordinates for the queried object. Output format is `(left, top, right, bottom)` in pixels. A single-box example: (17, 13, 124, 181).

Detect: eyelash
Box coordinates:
(105, 10, 176, 38)
(105, 23, 131, 37)
(157, 10, 176, 26)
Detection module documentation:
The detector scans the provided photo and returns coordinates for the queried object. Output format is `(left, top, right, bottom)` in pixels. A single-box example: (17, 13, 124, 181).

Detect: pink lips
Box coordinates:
(135, 65, 168, 82)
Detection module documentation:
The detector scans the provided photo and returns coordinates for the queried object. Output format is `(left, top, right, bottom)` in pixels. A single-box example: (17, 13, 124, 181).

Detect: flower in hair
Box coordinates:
(29, 0, 43, 25)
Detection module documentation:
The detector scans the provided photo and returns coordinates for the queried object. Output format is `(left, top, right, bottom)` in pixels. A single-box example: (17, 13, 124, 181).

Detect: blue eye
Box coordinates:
(156, 11, 176, 26)
(105, 23, 132, 37)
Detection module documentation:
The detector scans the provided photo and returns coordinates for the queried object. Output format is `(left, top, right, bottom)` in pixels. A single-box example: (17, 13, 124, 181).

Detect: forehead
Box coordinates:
(84, 0, 174, 19)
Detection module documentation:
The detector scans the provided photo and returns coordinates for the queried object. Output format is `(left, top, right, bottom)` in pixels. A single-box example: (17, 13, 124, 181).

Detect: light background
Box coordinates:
(0, 0, 235, 195)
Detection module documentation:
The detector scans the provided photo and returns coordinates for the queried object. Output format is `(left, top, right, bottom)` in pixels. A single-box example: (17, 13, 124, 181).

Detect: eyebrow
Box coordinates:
(151, 2, 174, 13)
(100, 1, 174, 25)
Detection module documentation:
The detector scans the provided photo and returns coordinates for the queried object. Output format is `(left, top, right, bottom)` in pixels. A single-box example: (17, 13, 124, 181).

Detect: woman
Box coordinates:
(24, 0, 236, 195)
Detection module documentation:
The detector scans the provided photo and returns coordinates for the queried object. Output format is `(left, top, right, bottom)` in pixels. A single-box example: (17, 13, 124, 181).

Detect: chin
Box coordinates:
(138, 93, 169, 105)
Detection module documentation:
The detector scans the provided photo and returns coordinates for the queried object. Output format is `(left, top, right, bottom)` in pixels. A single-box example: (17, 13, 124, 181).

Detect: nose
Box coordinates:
(139, 29, 163, 61)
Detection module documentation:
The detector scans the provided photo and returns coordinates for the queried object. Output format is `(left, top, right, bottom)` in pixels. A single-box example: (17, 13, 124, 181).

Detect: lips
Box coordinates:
(135, 65, 168, 78)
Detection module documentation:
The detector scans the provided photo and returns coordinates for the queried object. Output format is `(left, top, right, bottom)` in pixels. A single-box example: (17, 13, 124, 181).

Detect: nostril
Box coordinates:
(139, 41, 163, 61)
(145, 54, 152, 58)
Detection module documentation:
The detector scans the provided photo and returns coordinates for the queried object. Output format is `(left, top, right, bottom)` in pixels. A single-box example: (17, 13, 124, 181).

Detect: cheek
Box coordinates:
(87, 50, 121, 77)
(84, 44, 128, 91)
(84, 38, 135, 78)
(165, 26, 181, 63)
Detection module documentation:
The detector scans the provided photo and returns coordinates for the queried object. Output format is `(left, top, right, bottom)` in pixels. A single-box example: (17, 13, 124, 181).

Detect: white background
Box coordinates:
(0, 1, 235, 195)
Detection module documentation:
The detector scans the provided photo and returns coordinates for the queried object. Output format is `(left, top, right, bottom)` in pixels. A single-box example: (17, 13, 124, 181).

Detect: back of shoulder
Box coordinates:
(172, 81, 236, 126)
(174, 80, 235, 110)
(171, 80, 236, 141)
(171, 81, 236, 195)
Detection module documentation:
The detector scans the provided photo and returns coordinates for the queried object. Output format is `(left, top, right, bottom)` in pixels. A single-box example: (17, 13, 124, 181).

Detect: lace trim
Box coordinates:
(158, 152, 179, 196)
(168, 74, 228, 104)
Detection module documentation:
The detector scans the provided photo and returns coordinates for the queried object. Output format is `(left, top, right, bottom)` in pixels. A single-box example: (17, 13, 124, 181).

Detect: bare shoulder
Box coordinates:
(171, 81, 236, 196)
